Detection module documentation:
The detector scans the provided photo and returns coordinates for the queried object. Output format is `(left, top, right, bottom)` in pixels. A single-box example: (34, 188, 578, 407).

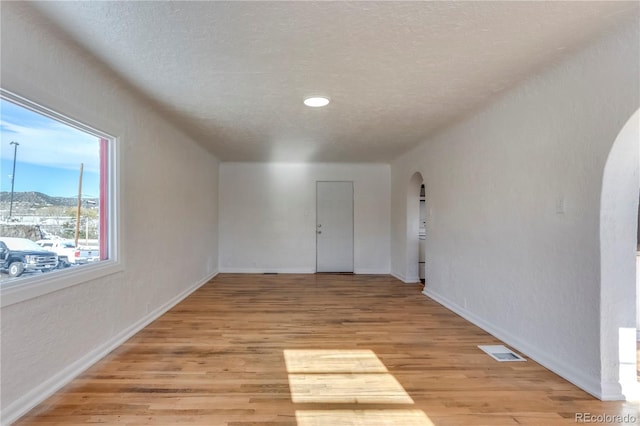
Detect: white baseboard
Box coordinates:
(353, 268, 390, 275)
(390, 272, 404, 281)
(391, 271, 420, 283)
(1, 271, 218, 426)
(600, 381, 625, 401)
(422, 287, 605, 400)
(219, 268, 390, 275)
(218, 267, 315, 274)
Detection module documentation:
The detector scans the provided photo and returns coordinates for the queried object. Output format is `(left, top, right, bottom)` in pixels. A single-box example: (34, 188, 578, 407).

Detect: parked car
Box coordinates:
(37, 239, 84, 266)
(77, 245, 100, 263)
(0, 237, 58, 278)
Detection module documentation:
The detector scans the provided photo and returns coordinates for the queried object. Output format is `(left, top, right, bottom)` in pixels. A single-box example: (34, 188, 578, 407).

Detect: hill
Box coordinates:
(0, 191, 97, 207)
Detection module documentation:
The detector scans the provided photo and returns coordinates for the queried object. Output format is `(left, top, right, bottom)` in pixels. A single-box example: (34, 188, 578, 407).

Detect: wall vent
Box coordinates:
(478, 345, 526, 362)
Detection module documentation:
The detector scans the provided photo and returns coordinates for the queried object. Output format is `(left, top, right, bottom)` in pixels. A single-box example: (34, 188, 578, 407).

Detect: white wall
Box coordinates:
(219, 163, 390, 274)
(599, 109, 639, 399)
(390, 21, 639, 400)
(0, 3, 219, 423)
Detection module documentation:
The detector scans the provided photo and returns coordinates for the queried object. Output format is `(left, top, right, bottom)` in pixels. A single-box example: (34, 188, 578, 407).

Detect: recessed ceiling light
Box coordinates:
(304, 97, 330, 107)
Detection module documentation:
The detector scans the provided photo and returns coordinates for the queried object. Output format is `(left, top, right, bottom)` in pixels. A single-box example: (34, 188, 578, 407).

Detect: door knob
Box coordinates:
(317, 230, 322, 234)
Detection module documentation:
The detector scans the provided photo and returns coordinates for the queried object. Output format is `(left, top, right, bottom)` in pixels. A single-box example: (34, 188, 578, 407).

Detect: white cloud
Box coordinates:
(1, 116, 100, 172)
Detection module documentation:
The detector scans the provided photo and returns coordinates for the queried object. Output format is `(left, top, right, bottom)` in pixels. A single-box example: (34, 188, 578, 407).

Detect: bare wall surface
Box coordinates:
(391, 21, 639, 398)
(0, 3, 220, 422)
(219, 163, 390, 274)
(600, 109, 640, 398)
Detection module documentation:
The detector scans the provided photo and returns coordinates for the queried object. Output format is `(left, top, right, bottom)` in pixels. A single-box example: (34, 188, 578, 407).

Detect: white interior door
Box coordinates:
(316, 181, 354, 272)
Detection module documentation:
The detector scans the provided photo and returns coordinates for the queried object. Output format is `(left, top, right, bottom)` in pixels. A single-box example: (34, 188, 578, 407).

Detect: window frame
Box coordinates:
(0, 89, 121, 308)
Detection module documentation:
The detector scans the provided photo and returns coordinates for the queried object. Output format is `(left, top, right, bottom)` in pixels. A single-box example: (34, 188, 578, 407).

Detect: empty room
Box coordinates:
(1, 1, 639, 425)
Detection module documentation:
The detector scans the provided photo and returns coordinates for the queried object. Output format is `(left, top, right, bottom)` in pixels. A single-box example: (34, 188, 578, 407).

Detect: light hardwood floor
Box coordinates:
(15, 274, 640, 425)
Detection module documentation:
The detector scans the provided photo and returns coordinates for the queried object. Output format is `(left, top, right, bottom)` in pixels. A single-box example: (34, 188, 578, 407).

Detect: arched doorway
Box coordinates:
(600, 109, 640, 400)
(406, 172, 424, 283)
(419, 184, 426, 284)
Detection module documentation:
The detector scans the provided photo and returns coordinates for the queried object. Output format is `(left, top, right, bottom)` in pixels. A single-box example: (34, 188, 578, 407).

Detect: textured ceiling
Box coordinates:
(27, 1, 639, 163)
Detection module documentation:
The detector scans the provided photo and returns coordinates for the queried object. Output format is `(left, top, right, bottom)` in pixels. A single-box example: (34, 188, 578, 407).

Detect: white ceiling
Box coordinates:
(28, 1, 638, 163)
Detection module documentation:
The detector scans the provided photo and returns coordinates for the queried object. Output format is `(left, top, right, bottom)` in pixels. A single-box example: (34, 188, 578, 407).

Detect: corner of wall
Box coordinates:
(423, 287, 605, 400)
(0, 271, 218, 426)
(391, 272, 420, 284)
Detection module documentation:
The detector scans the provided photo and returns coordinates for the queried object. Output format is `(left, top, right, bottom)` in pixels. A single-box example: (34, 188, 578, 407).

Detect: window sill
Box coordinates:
(0, 260, 123, 308)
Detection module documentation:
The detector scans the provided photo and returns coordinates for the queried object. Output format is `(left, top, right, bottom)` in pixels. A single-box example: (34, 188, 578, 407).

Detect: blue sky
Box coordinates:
(1, 99, 100, 198)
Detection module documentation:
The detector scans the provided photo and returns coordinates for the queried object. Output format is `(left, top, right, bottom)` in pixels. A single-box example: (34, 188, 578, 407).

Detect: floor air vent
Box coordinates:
(478, 345, 526, 362)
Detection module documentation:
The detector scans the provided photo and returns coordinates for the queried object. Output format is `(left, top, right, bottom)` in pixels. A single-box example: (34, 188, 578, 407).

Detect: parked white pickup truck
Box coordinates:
(36, 240, 99, 266)
(78, 245, 100, 263)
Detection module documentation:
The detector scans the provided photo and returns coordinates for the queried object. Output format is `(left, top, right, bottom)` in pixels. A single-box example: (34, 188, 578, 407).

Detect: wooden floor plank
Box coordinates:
(14, 274, 640, 425)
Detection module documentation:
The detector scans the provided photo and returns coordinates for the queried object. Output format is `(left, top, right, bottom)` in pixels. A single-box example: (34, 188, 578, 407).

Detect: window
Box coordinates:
(0, 89, 119, 306)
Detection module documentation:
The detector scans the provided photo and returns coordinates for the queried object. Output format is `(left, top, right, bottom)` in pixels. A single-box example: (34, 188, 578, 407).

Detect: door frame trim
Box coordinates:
(315, 180, 355, 273)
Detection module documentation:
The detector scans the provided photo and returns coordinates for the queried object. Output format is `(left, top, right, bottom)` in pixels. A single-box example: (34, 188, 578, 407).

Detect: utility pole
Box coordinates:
(74, 163, 84, 247)
(85, 200, 96, 245)
(8, 141, 19, 218)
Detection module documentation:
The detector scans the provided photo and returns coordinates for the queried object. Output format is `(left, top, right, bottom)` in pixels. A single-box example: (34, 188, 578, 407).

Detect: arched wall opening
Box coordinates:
(600, 109, 640, 400)
(406, 172, 424, 283)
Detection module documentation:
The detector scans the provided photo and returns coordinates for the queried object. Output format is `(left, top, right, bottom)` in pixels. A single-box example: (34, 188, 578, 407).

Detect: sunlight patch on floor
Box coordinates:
(284, 349, 388, 373)
(288, 373, 414, 404)
(285, 349, 433, 425)
(295, 409, 434, 426)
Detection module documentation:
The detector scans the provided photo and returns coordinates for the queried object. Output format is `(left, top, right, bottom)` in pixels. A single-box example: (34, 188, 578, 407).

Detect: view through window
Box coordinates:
(0, 94, 110, 284)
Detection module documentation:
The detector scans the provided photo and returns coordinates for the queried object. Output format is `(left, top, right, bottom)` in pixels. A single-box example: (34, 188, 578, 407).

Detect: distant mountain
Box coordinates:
(0, 191, 97, 207)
